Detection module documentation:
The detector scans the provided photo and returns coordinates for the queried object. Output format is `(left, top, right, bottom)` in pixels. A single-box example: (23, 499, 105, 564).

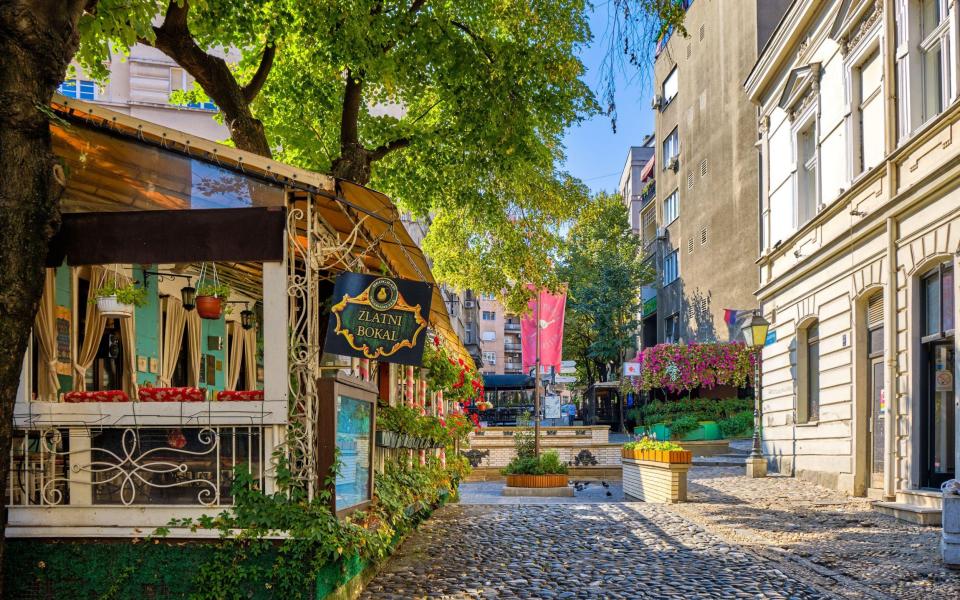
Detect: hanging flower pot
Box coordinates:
(196, 295, 223, 319)
(95, 275, 147, 319)
(96, 295, 134, 318)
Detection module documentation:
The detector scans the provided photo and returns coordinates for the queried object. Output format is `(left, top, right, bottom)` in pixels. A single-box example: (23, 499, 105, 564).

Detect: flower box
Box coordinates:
(621, 448, 692, 463)
(622, 457, 692, 503)
(63, 390, 130, 403)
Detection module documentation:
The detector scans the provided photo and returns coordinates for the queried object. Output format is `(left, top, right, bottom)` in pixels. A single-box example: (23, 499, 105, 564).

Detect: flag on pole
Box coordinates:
(723, 309, 741, 326)
(521, 288, 566, 372)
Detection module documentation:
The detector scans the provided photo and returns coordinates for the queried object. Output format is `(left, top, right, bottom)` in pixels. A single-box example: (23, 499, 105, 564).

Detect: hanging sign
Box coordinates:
(623, 361, 642, 377)
(324, 272, 432, 366)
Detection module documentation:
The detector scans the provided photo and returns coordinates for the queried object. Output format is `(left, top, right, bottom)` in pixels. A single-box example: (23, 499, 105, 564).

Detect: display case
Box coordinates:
(317, 372, 377, 516)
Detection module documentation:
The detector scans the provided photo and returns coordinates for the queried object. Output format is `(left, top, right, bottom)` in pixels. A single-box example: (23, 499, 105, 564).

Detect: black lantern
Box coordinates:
(181, 285, 197, 311)
(240, 308, 255, 330)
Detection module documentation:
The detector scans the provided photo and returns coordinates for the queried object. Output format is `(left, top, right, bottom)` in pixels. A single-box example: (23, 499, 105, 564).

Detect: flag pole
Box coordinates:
(534, 289, 541, 457)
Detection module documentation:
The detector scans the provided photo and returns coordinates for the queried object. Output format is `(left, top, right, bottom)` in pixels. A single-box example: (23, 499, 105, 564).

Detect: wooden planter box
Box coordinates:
(621, 448, 692, 463)
(622, 458, 691, 503)
(505, 474, 569, 488)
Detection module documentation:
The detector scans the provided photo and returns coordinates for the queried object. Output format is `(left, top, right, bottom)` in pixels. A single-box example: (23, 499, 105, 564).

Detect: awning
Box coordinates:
(483, 374, 535, 390)
(49, 96, 474, 368)
(640, 155, 656, 181)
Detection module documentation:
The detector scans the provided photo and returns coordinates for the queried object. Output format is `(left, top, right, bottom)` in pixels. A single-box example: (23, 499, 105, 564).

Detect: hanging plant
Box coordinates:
(95, 267, 147, 318)
(635, 342, 759, 392)
(195, 263, 230, 320)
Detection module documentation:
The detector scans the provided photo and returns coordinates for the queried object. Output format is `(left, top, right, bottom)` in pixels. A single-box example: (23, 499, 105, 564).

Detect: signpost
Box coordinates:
(324, 273, 433, 366)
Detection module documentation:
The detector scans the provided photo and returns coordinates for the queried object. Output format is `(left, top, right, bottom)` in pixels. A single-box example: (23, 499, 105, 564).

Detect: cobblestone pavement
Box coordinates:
(672, 467, 960, 600)
(360, 502, 830, 599)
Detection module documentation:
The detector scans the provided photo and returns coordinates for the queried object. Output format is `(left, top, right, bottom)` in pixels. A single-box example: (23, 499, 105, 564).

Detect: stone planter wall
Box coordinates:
(621, 458, 691, 503)
(465, 426, 620, 469)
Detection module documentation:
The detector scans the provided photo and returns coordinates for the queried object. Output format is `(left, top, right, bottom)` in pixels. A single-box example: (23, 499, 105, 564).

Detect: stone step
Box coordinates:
(873, 501, 942, 526)
(693, 455, 747, 466)
(896, 489, 943, 509)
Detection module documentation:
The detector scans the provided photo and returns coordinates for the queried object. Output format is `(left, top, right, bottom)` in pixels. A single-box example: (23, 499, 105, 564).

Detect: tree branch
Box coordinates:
(241, 43, 276, 103)
(369, 137, 412, 161)
(450, 20, 493, 63)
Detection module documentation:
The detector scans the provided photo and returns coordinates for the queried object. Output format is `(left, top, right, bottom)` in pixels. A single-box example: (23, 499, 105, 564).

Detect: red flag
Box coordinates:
(521, 288, 566, 372)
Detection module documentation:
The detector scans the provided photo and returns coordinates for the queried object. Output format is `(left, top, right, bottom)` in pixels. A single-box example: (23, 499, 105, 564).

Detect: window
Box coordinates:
(58, 79, 96, 100)
(481, 331, 496, 342)
(663, 128, 679, 168)
(796, 117, 818, 227)
(483, 351, 497, 365)
(922, 263, 955, 339)
(800, 321, 820, 423)
(480, 292, 496, 301)
(665, 313, 679, 343)
(641, 206, 657, 245)
(663, 190, 679, 224)
(662, 67, 678, 105)
(920, 0, 948, 123)
(663, 250, 679, 285)
(170, 67, 217, 111)
(482, 311, 496, 321)
(855, 49, 884, 173)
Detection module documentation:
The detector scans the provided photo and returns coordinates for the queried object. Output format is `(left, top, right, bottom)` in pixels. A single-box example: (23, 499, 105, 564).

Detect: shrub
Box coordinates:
(668, 414, 700, 438)
(501, 450, 568, 475)
(718, 410, 755, 438)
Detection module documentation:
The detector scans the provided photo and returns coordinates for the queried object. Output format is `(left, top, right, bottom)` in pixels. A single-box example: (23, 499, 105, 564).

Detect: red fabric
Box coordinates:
(640, 155, 655, 181)
(521, 287, 567, 371)
(64, 390, 130, 403)
(216, 390, 264, 402)
(138, 387, 206, 402)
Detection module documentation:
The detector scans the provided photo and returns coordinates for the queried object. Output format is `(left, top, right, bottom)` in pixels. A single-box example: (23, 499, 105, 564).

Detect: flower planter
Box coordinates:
(376, 430, 398, 448)
(622, 457, 692, 503)
(96, 295, 134, 319)
(620, 448, 692, 463)
(505, 474, 569, 488)
(196, 295, 223, 320)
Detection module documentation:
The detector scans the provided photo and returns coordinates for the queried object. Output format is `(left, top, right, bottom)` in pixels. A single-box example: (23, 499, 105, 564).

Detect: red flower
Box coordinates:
(433, 335, 440, 347)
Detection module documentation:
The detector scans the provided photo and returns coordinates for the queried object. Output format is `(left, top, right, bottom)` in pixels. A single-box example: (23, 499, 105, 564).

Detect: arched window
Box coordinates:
(799, 320, 820, 423)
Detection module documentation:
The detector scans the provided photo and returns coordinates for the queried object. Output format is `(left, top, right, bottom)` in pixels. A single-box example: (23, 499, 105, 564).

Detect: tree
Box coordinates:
(560, 192, 652, 389)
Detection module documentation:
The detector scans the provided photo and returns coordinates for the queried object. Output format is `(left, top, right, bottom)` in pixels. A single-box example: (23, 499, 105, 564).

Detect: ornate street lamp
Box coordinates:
(180, 285, 197, 311)
(741, 311, 770, 478)
(240, 307, 255, 330)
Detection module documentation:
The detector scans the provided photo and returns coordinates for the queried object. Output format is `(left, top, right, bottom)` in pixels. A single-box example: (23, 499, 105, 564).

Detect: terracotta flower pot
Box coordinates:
(196, 295, 222, 319)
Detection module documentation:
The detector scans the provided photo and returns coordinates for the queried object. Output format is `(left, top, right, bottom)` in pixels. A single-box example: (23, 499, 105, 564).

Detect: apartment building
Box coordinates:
(477, 295, 523, 375)
(649, 0, 791, 344)
(619, 141, 658, 349)
(746, 0, 958, 519)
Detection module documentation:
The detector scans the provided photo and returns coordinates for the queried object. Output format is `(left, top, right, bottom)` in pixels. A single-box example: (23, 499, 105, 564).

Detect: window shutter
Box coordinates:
(866, 293, 883, 327)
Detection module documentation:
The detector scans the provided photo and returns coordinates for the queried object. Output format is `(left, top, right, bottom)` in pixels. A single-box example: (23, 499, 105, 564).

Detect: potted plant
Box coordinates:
(621, 438, 692, 503)
(195, 283, 230, 320)
(95, 281, 148, 318)
(501, 450, 569, 488)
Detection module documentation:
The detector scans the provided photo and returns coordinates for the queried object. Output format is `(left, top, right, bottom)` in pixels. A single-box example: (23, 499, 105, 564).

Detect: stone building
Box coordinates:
(649, 0, 790, 344)
(746, 0, 958, 521)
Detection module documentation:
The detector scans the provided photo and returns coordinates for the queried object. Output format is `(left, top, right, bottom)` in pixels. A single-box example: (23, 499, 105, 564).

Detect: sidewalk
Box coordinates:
(672, 466, 960, 600)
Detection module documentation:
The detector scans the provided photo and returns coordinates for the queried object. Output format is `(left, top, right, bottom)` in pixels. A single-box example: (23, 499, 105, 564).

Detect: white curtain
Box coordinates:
(186, 310, 202, 387)
(33, 269, 60, 400)
(243, 326, 258, 391)
(159, 297, 187, 387)
(119, 313, 138, 398)
(225, 321, 244, 391)
(74, 267, 107, 392)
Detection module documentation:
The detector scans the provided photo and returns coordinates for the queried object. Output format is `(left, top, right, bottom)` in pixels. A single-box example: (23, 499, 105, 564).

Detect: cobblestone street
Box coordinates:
(361, 467, 960, 599)
(361, 502, 828, 599)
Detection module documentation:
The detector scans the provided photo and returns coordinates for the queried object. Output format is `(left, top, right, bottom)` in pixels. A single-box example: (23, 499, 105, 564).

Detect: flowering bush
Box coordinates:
(422, 335, 484, 405)
(632, 342, 758, 392)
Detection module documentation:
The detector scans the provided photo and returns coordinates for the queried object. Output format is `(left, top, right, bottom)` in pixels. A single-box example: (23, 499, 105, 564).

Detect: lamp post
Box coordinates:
(741, 311, 770, 478)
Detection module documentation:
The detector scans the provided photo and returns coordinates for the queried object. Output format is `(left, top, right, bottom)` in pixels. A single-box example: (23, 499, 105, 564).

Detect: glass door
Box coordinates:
(924, 343, 955, 488)
(869, 358, 885, 489)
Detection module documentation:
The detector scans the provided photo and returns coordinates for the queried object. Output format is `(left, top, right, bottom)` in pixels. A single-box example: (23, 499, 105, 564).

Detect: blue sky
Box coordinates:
(560, 4, 655, 195)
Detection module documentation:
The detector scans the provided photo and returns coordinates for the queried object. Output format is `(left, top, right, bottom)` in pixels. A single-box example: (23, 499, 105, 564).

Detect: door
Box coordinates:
(868, 357, 885, 489)
(923, 342, 956, 488)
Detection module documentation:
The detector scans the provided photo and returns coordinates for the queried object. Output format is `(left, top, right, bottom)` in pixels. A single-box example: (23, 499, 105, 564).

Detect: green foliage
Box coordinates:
(668, 414, 700, 438)
(95, 281, 148, 307)
(560, 192, 654, 386)
(634, 397, 753, 428)
(718, 410, 755, 438)
(196, 282, 231, 299)
(501, 450, 568, 476)
(622, 438, 685, 452)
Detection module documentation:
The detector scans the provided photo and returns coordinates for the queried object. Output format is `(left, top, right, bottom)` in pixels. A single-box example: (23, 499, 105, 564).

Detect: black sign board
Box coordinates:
(323, 272, 433, 366)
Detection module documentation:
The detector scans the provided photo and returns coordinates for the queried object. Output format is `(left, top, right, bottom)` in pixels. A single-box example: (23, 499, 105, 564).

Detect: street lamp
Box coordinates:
(741, 311, 770, 478)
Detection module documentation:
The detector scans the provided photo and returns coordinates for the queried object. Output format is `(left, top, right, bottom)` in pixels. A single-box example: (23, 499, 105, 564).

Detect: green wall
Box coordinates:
(134, 264, 161, 388)
(54, 264, 73, 392)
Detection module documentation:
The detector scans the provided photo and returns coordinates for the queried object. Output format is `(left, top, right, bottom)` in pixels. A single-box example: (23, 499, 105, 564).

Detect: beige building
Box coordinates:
(649, 0, 790, 344)
(477, 295, 523, 375)
(747, 0, 958, 519)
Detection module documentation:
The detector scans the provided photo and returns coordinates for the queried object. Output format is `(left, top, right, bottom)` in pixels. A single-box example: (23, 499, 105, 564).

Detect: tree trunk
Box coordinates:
(0, 0, 90, 592)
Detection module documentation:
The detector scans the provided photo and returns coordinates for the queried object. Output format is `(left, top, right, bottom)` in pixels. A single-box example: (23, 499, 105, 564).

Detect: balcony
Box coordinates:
(504, 362, 523, 371)
(504, 321, 521, 332)
(504, 343, 522, 353)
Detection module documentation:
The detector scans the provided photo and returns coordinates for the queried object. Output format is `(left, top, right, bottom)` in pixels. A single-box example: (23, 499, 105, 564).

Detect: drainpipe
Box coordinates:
(884, 216, 898, 500)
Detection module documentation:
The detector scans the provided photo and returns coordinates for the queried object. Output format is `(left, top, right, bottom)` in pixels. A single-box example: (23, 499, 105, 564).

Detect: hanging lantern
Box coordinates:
(240, 308, 255, 330)
(181, 285, 197, 311)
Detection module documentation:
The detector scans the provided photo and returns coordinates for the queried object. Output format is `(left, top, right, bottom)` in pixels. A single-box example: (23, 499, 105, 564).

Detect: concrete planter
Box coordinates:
(622, 458, 691, 503)
(943, 494, 960, 568)
(505, 474, 569, 488)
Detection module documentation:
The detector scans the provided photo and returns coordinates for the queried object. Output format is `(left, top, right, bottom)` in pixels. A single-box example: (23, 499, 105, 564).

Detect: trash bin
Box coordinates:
(942, 479, 960, 568)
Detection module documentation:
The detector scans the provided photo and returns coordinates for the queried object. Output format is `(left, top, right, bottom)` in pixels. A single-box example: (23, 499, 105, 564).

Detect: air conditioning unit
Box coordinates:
(464, 300, 475, 309)
(667, 156, 679, 172)
(651, 94, 664, 110)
